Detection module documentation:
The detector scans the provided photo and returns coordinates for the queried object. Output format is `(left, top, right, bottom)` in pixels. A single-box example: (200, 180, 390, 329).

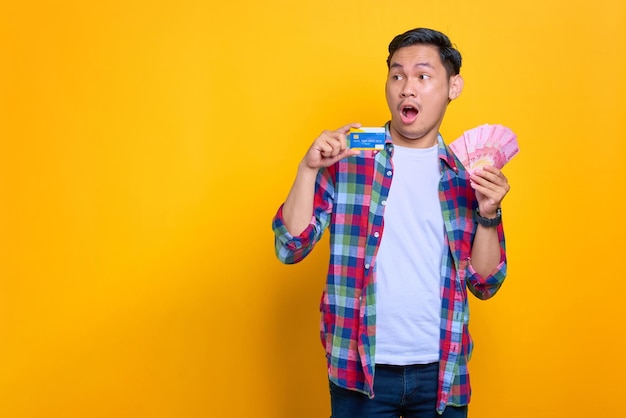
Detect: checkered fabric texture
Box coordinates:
(272, 126, 507, 414)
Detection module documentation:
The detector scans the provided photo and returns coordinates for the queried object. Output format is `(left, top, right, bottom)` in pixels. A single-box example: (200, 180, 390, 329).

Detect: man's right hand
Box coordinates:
(281, 123, 363, 236)
(301, 123, 363, 170)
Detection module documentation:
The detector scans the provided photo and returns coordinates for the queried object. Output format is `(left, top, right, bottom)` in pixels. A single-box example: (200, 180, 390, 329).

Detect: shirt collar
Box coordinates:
(383, 122, 459, 173)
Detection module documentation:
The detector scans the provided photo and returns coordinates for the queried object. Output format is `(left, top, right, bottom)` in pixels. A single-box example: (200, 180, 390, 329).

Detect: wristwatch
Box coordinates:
(474, 207, 502, 227)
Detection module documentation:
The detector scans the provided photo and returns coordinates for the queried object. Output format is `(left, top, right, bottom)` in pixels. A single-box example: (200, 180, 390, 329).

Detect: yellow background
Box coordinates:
(1, 0, 625, 417)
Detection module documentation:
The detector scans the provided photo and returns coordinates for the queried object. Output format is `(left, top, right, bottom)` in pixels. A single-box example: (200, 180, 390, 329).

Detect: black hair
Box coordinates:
(386, 28, 462, 77)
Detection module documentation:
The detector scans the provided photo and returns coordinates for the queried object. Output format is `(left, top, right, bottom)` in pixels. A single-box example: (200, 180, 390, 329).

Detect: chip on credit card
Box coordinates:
(348, 127, 386, 150)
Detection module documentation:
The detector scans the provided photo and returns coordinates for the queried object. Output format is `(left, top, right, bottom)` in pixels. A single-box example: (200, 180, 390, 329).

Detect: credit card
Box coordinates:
(348, 127, 386, 150)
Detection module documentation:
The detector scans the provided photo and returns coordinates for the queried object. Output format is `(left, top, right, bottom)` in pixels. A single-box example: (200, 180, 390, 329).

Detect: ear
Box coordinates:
(448, 74, 464, 100)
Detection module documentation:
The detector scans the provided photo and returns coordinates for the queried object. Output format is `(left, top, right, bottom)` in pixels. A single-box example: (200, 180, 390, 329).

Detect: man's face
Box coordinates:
(385, 44, 463, 148)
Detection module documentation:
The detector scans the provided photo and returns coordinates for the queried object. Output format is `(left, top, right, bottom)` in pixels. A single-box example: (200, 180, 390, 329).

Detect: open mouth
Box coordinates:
(401, 104, 419, 123)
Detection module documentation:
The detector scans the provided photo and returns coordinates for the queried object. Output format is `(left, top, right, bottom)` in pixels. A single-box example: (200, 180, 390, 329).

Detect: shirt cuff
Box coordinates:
(272, 204, 317, 252)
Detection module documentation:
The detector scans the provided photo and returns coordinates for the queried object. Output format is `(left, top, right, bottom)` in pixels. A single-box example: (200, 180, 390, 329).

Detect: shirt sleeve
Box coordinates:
(465, 223, 507, 300)
(271, 167, 335, 264)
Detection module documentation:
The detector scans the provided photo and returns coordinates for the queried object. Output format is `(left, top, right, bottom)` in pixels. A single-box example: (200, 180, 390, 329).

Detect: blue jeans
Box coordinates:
(329, 363, 468, 418)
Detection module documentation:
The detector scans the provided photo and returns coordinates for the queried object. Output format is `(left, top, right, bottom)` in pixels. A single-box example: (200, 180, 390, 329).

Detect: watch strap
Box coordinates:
(474, 207, 502, 227)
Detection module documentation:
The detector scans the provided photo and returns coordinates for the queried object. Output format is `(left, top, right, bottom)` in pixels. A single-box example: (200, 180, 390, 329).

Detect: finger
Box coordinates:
(471, 178, 509, 204)
(337, 122, 362, 134)
(471, 177, 509, 196)
(335, 122, 361, 151)
(471, 181, 504, 198)
(321, 136, 343, 158)
(316, 141, 335, 159)
(320, 148, 361, 167)
(472, 167, 508, 187)
(482, 165, 507, 182)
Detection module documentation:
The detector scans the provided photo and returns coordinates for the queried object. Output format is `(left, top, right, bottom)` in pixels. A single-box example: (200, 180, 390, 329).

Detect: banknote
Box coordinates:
(449, 124, 519, 173)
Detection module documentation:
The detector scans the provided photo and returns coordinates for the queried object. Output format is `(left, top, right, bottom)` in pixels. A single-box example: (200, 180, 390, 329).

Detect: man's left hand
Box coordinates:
(469, 166, 510, 218)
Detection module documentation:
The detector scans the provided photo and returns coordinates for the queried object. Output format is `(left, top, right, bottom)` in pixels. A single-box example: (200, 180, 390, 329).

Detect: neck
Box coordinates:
(390, 129, 439, 149)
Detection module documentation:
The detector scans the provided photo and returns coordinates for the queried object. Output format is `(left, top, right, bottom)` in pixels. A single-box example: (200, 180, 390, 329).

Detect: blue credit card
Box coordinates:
(348, 127, 386, 150)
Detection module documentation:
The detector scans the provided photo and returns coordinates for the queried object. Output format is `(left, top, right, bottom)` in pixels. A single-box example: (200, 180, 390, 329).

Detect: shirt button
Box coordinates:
(381, 200, 387, 206)
(386, 170, 392, 176)
(365, 263, 370, 269)
(374, 232, 379, 238)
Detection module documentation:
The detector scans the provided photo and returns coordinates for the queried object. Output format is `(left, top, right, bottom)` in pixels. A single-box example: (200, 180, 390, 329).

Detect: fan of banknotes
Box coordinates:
(449, 124, 519, 173)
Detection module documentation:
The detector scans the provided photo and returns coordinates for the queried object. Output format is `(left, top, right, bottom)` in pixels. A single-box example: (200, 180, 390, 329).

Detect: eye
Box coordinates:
(419, 74, 431, 80)
(391, 74, 403, 81)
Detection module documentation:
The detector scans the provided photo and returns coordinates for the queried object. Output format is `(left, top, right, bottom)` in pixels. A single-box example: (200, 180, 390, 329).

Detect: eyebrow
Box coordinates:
(390, 62, 435, 70)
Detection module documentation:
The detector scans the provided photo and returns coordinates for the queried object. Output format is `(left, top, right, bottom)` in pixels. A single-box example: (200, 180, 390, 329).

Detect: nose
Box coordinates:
(401, 83, 416, 97)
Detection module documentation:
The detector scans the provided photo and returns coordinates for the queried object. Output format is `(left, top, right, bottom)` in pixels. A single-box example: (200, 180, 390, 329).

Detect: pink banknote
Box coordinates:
(449, 124, 519, 173)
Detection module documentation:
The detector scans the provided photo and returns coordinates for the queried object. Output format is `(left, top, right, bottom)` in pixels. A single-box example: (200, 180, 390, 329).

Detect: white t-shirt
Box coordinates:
(375, 143, 444, 365)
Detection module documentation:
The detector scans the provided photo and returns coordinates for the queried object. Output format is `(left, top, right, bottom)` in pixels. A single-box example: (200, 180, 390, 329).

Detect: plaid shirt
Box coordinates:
(272, 125, 507, 414)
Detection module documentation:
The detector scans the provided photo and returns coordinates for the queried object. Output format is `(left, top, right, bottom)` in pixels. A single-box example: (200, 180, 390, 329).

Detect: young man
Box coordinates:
(272, 28, 510, 417)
